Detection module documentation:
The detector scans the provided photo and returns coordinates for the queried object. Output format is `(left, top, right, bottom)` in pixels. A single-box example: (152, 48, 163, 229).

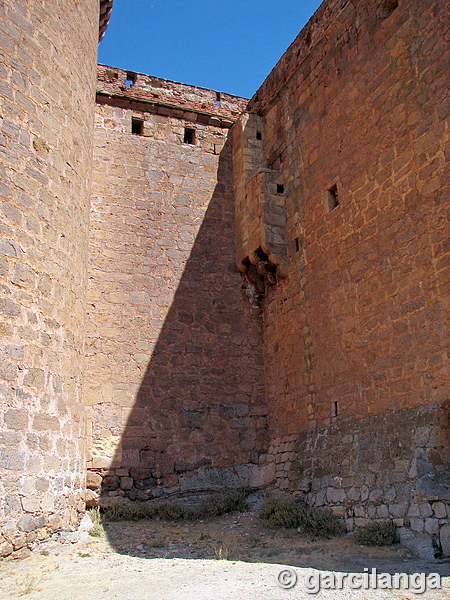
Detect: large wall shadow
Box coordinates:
(94, 136, 269, 520)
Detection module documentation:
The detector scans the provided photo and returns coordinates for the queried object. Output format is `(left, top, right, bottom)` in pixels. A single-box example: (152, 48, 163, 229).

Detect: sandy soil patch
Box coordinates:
(1, 511, 449, 599)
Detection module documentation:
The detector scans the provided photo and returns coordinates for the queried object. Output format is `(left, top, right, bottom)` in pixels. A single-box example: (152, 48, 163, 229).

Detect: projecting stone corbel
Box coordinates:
(237, 167, 288, 290)
(232, 112, 288, 296)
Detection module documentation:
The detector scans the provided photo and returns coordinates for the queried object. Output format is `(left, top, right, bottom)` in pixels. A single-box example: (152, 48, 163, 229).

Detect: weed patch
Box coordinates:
(259, 496, 343, 538)
(102, 502, 158, 522)
(214, 545, 229, 560)
(101, 488, 252, 523)
(197, 488, 250, 517)
(155, 500, 190, 522)
(87, 507, 104, 537)
(354, 521, 397, 546)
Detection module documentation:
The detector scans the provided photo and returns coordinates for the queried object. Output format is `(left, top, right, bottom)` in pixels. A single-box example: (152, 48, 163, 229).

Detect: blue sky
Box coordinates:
(98, 0, 323, 99)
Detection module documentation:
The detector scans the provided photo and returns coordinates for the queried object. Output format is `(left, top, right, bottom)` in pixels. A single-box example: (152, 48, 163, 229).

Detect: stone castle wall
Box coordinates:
(0, 0, 448, 560)
(233, 0, 449, 552)
(84, 67, 269, 506)
(0, 0, 100, 557)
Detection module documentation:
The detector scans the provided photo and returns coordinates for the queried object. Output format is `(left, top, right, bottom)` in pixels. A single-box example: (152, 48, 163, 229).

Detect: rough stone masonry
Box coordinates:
(0, 0, 449, 559)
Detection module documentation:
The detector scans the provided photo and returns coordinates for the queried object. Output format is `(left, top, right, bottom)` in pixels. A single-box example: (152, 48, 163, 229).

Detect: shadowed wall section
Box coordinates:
(85, 75, 270, 505)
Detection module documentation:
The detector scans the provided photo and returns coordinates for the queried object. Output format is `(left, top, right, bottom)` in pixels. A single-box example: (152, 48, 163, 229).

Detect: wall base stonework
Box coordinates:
(86, 463, 275, 509)
(266, 401, 450, 555)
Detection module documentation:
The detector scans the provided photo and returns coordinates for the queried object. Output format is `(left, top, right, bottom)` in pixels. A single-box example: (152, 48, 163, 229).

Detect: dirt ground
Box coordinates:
(1, 511, 450, 599)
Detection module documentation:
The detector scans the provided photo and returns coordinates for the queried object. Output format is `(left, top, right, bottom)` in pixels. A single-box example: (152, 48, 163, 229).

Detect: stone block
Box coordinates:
(407, 504, 421, 517)
(102, 476, 119, 490)
(17, 515, 36, 533)
(0, 539, 13, 557)
(4, 409, 28, 430)
(398, 528, 437, 560)
(377, 505, 389, 519)
(419, 502, 433, 518)
(130, 469, 153, 480)
(85, 489, 99, 508)
(424, 518, 439, 536)
(249, 463, 275, 488)
(0, 448, 25, 470)
(440, 524, 450, 557)
(86, 471, 103, 490)
(389, 503, 407, 518)
(12, 533, 26, 551)
(0, 359, 18, 381)
(23, 368, 45, 390)
(345, 518, 354, 532)
(326, 487, 346, 503)
(21, 496, 40, 513)
(331, 505, 346, 518)
(78, 514, 93, 533)
(369, 489, 383, 503)
(120, 477, 134, 490)
(354, 518, 369, 528)
(135, 477, 156, 490)
(432, 502, 447, 519)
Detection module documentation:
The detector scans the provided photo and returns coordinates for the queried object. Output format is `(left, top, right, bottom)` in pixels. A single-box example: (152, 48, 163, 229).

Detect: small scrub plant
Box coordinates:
(259, 496, 301, 529)
(197, 488, 251, 517)
(18, 576, 38, 596)
(155, 500, 189, 522)
(148, 538, 165, 548)
(297, 505, 344, 538)
(87, 507, 104, 537)
(354, 521, 397, 546)
(87, 507, 101, 524)
(259, 496, 343, 538)
(214, 545, 229, 560)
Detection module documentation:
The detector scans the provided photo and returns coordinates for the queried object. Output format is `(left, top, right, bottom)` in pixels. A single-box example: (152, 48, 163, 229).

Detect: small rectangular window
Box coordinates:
(216, 92, 221, 108)
(381, 0, 398, 18)
(131, 118, 143, 135)
(331, 401, 339, 417)
(294, 237, 300, 253)
(277, 184, 284, 195)
(126, 72, 136, 89)
(184, 127, 196, 144)
(327, 184, 339, 212)
(256, 131, 262, 140)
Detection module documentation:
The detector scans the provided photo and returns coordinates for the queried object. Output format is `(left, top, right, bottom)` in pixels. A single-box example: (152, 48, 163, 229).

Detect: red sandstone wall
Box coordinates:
(250, 0, 449, 437)
(97, 65, 247, 124)
(0, 0, 99, 556)
(233, 0, 449, 545)
(85, 74, 268, 504)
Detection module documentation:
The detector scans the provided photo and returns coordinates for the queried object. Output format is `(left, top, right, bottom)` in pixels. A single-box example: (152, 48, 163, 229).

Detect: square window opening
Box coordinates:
(277, 184, 285, 195)
(126, 72, 136, 89)
(184, 127, 196, 144)
(327, 184, 339, 212)
(381, 0, 399, 17)
(131, 118, 143, 135)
